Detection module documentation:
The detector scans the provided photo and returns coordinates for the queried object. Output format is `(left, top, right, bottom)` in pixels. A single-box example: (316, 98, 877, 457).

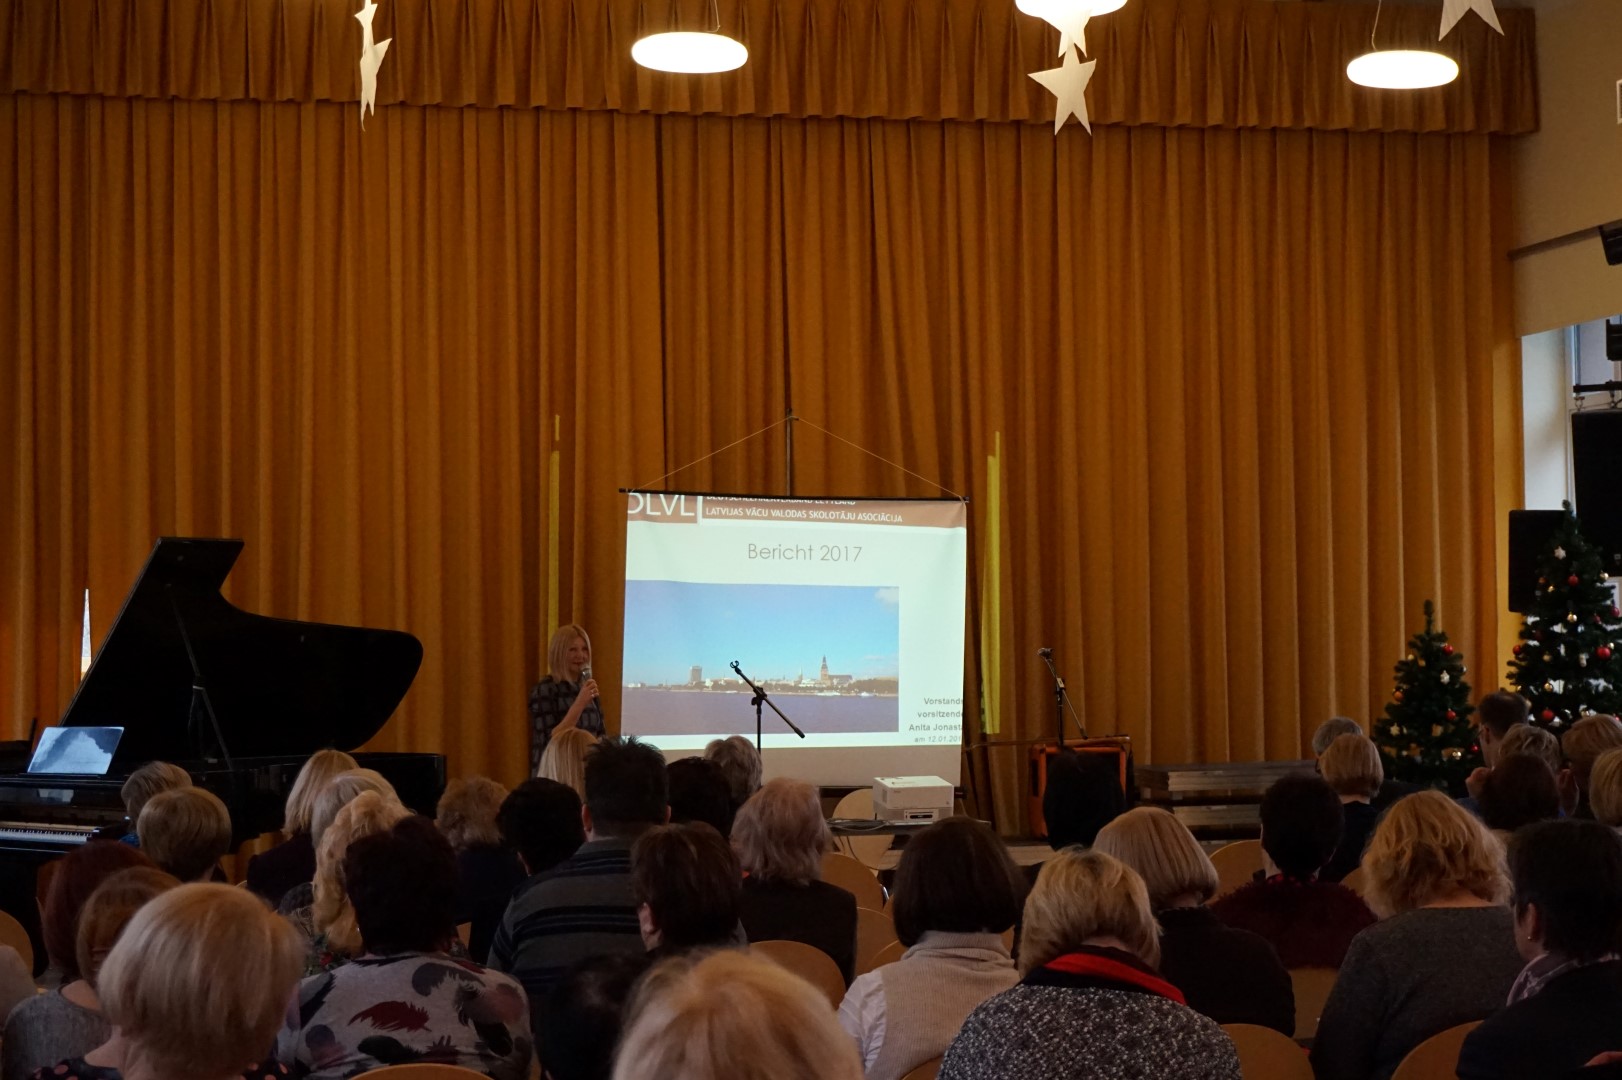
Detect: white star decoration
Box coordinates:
(355, 0, 392, 129)
(1029, 48, 1097, 134)
(1440, 0, 1503, 38)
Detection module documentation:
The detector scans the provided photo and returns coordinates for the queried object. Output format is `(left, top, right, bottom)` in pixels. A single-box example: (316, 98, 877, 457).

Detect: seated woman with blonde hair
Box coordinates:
(940, 848, 1239, 1080)
(284, 790, 412, 974)
(275, 768, 399, 918)
(613, 950, 863, 1080)
(1311, 791, 1523, 1080)
(1093, 806, 1293, 1035)
(39, 883, 303, 1080)
(538, 727, 597, 798)
(1564, 715, 1622, 819)
(246, 748, 357, 906)
(1590, 747, 1622, 832)
(732, 778, 858, 983)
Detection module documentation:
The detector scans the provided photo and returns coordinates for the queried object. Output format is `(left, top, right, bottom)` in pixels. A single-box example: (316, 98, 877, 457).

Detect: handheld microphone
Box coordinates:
(581, 664, 596, 696)
(1038, 647, 1054, 659)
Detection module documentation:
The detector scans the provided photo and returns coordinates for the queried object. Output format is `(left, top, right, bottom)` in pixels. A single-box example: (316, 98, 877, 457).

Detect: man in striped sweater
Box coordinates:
(489, 737, 670, 1015)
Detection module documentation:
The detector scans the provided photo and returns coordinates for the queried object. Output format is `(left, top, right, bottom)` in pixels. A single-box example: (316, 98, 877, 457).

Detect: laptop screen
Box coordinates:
(27, 727, 124, 776)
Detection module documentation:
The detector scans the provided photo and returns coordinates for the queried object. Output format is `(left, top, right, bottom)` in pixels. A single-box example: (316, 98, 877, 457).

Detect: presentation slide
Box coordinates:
(620, 493, 967, 788)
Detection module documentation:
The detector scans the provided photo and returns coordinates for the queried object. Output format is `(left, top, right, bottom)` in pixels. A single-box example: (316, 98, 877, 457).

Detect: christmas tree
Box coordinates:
(1507, 503, 1622, 730)
(1377, 600, 1477, 790)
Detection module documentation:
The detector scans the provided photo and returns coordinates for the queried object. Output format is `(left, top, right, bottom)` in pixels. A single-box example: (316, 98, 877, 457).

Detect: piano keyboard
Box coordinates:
(0, 821, 98, 847)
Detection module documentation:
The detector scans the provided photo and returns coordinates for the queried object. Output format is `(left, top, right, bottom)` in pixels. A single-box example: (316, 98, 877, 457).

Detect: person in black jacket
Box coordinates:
(1093, 806, 1294, 1036)
(1457, 819, 1622, 1080)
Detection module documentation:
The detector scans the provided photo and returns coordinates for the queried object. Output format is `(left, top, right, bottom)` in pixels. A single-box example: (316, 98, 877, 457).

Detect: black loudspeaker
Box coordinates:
(1509, 510, 1566, 613)
(1601, 222, 1622, 267)
(1573, 411, 1622, 572)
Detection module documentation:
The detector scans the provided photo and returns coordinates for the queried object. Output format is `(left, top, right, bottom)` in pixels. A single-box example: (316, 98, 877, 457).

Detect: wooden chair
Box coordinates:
(1223, 1023, 1313, 1080)
(855, 907, 901, 975)
(361, 1066, 488, 1080)
(831, 789, 893, 868)
(869, 939, 906, 970)
(900, 1058, 942, 1080)
(1288, 967, 1338, 1042)
(1390, 1021, 1482, 1080)
(751, 939, 846, 1009)
(1209, 839, 1264, 898)
(456, 922, 472, 947)
(822, 851, 887, 911)
(0, 909, 34, 972)
(1340, 867, 1367, 897)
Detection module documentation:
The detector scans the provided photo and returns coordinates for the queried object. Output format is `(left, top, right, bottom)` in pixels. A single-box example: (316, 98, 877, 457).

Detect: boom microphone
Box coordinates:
(1038, 647, 1054, 659)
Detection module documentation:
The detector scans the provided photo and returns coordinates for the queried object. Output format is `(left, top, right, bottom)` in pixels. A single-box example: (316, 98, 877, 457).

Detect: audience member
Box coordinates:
(137, 787, 232, 882)
(667, 756, 736, 837)
(1565, 715, 1622, 819)
(1318, 734, 1384, 882)
(278, 817, 531, 1079)
(732, 777, 858, 983)
(1590, 747, 1622, 832)
(286, 790, 412, 974)
(497, 777, 586, 875)
(2, 845, 156, 1080)
(245, 748, 357, 906)
(838, 817, 1024, 1080)
(613, 950, 864, 1080)
(537, 954, 651, 1080)
(940, 848, 1238, 1079)
(1456, 821, 1622, 1080)
(490, 737, 668, 1006)
(1312, 718, 1417, 809)
(1478, 691, 1531, 767)
(51, 884, 302, 1080)
(1499, 722, 1565, 777)
(633, 822, 745, 956)
(1094, 806, 1293, 1035)
(1040, 751, 1124, 856)
(438, 776, 526, 963)
(704, 735, 763, 813)
(538, 727, 597, 798)
(1311, 791, 1522, 1080)
(1478, 754, 1560, 834)
(111, 761, 192, 845)
(276, 767, 401, 918)
(1212, 775, 1376, 970)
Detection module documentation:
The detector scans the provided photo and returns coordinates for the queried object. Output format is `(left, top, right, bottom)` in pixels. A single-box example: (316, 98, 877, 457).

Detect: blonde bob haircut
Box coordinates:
(538, 727, 597, 797)
(99, 883, 303, 1080)
(730, 778, 829, 887)
(313, 790, 411, 955)
(704, 735, 763, 806)
(547, 623, 592, 683)
(1360, 789, 1508, 918)
(436, 776, 508, 849)
(1498, 723, 1564, 777)
(1564, 715, 1622, 780)
(1091, 807, 1219, 910)
(1020, 847, 1160, 975)
(75, 867, 180, 988)
(283, 749, 359, 835)
(138, 787, 233, 883)
(120, 761, 192, 825)
(1589, 748, 1622, 829)
(613, 950, 863, 1080)
(1320, 733, 1385, 799)
(310, 768, 400, 852)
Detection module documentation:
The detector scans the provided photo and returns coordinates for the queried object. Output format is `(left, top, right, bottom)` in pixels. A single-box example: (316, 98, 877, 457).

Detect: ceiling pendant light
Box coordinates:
(1345, 0, 1457, 89)
(632, 0, 747, 74)
(1016, 0, 1128, 21)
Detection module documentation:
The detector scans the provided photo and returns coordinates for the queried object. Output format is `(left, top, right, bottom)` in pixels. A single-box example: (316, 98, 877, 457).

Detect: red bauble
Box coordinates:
(1513, 643, 1525, 656)
(1613, 607, 1621, 619)
(1442, 644, 1455, 656)
(1446, 709, 1457, 720)
(1541, 708, 1557, 722)
(1570, 575, 1582, 586)
(1600, 646, 1615, 660)
(1393, 690, 1404, 703)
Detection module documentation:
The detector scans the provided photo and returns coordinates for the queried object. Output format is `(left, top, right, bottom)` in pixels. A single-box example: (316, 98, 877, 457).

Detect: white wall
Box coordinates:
(1521, 329, 1571, 508)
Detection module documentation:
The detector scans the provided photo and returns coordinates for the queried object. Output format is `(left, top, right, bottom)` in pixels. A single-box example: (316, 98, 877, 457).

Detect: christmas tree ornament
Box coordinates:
(1443, 747, 1464, 761)
(1581, 656, 1589, 667)
(1407, 654, 1416, 662)
(1394, 690, 1404, 703)
(1570, 575, 1582, 586)
(1555, 546, 1567, 560)
(1513, 644, 1524, 656)
(1542, 708, 1556, 721)
(1568, 612, 1579, 624)
(1548, 586, 1556, 594)
(1543, 653, 1552, 662)
(1545, 681, 1555, 692)
(1446, 709, 1457, 720)
(1431, 724, 1443, 737)
(1443, 644, 1454, 656)
(1599, 646, 1614, 660)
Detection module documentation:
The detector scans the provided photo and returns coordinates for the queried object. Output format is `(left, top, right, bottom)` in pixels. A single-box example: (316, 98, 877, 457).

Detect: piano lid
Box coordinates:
(60, 538, 423, 764)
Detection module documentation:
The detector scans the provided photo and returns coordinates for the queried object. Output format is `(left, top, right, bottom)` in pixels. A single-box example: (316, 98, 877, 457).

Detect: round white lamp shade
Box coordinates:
(1345, 50, 1459, 89)
(1015, 0, 1128, 20)
(631, 31, 748, 73)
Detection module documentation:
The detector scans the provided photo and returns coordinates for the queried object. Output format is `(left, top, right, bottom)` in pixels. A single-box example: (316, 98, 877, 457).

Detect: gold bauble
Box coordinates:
(1431, 724, 1443, 737)
(1443, 747, 1464, 761)
(1543, 653, 1553, 662)
(1544, 681, 1555, 692)
(1567, 612, 1579, 624)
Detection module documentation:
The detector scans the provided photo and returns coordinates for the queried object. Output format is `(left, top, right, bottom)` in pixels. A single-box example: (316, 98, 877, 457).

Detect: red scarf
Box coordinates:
(1042, 950, 1187, 1004)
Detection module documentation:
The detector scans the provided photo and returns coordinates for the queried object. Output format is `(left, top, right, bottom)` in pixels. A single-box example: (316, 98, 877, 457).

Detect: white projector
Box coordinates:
(872, 775, 954, 823)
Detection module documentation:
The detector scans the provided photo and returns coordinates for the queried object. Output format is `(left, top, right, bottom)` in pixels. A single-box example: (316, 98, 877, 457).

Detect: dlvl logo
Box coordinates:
(627, 492, 701, 522)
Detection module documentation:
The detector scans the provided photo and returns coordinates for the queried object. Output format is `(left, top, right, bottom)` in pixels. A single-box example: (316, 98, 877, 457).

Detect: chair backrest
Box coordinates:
(822, 851, 887, 911)
(831, 789, 893, 867)
(1390, 1021, 1483, 1080)
(0, 909, 34, 972)
(869, 939, 906, 970)
(1209, 839, 1264, 898)
(855, 907, 901, 975)
(1340, 866, 1367, 898)
(900, 1057, 943, 1080)
(1288, 967, 1339, 1042)
(751, 939, 847, 1009)
(358, 1065, 488, 1080)
(455, 921, 472, 947)
(1222, 1023, 1313, 1080)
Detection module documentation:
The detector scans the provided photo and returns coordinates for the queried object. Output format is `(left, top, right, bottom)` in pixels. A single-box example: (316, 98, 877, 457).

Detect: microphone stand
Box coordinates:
(730, 661, 806, 753)
(1040, 650, 1088, 744)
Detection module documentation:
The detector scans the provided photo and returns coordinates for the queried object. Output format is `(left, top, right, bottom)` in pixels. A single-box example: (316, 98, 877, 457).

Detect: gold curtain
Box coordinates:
(1, 87, 1521, 828)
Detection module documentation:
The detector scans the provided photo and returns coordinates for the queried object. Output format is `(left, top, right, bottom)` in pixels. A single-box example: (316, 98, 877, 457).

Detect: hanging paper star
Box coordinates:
(1041, 6, 1091, 58)
(355, 0, 392, 129)
(1029, 48, 1097, 134)
(1440, 0, 1503, 38)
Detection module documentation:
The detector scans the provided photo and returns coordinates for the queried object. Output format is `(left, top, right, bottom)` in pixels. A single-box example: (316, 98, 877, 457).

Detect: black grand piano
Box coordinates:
(0, 537, 446, 858)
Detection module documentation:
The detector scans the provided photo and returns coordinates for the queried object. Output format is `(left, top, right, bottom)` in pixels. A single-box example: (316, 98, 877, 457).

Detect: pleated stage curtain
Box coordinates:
(1, 0, 1527, 831)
